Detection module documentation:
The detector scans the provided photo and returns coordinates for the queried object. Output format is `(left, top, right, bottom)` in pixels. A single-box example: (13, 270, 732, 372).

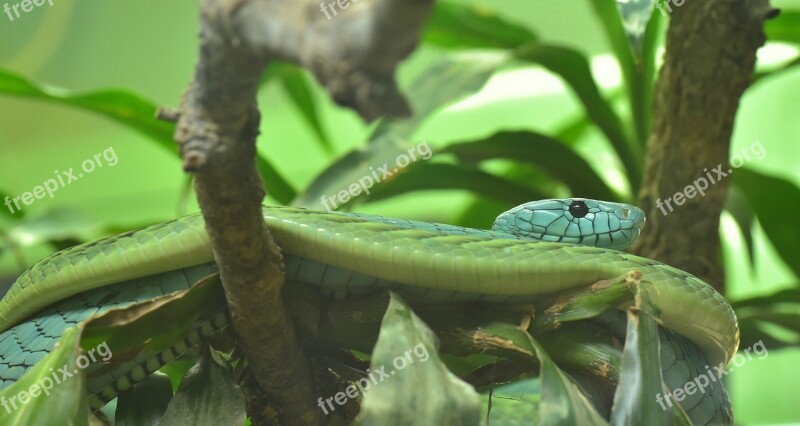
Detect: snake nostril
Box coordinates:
(622, 208, 630, 219)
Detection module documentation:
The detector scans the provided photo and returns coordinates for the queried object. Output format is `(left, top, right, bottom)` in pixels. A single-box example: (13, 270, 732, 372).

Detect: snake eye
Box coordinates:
(568, 201, 589, 218)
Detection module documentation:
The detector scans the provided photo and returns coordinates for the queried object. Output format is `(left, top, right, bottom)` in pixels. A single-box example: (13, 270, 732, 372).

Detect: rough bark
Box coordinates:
(172, 0, 433, 424)
(634, 0, 778, 291)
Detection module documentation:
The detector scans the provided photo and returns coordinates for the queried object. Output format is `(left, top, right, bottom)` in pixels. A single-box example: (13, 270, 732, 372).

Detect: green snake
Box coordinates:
(0, 199, 738, 423)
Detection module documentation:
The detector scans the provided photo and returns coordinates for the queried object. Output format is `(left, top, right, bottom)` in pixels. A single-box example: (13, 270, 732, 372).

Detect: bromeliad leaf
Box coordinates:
(609, 309, 670, 426)
(356, 292, 481, 425)
(474, 323, 608, 425)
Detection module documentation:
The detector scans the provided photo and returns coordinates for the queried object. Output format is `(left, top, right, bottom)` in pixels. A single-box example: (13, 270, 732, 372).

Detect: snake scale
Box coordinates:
(0, 199, 739, 424)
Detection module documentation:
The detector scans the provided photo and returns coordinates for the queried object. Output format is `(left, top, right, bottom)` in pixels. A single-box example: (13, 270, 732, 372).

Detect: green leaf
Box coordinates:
(753, 55, 800, 85)
(159, 347, 246, 425)
(589, 0, 651, 150)
(724, 186, 756, 269)
(512, 44, 641, 189)
(367, 163, 547, 207)
(0, 68, 295, 205)
(481, 378, 541, 423)
(272, 63, 334, 155)
(733, 288, 800, 349)
(292, 53, 507, 208)
(443, 131, 619, 201)
(765, 9, 800, 44)
(0, 68, 174, 152)
(733, 168, 800, 277)
(115, 372, 173, 426)
(423, 2, 536, 49)
(0, 328, 88, 425)
(609, 309, 669, 426)
(81, 273, 226, 355)
(476, 323, 608, 425)
(6, 207, 100, 248)
(256, 156, 296, 204)
(355, 292, 481, 425)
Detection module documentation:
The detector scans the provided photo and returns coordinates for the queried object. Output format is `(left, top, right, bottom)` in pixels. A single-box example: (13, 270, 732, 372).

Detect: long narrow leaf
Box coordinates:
(367, 163, 547, 207)
(423, 2, 536, 49)
(733, 168, 800, 278)
(512, 44, 641, 189)
(0, 68, 296, 204)
(443, 131, 619, 201)
(590, 0, 650, 150)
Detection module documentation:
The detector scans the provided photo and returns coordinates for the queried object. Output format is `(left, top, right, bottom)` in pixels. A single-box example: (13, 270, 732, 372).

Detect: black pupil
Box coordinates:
(568, 201, 589, 218)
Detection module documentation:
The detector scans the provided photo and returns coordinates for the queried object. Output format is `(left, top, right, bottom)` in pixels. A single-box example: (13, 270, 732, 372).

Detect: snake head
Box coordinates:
(491, 198, 646, 250)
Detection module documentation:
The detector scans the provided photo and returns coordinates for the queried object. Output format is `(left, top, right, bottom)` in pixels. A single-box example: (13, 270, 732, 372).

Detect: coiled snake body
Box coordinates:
(0, 199, 738, 423)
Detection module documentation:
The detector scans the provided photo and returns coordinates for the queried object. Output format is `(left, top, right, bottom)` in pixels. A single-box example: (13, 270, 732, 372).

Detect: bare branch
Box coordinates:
(174, 0, 433, 423)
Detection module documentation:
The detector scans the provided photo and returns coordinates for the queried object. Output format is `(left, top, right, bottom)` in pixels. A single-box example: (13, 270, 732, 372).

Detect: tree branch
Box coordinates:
(634, 0, 778, 290)
(173, 0, 433, 423)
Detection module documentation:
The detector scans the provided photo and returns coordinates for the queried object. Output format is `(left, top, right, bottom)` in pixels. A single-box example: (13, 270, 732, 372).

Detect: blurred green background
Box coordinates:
(0, 0, 798, 423)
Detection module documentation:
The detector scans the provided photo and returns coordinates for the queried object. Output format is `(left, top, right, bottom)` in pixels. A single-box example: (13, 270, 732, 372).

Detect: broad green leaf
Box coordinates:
(423, 2, 536, 49)
(292, 53, 507, 208)
(367, 163, 547, 207)
(474, 323, 608, 425)
(115, 372, 173, 425)
(609, 309, 669, 426)
(356, 292, 481, 425)
(480, 378, 541, 423)
(159, 347, 246, 425)
(443, 131, 619, 201)
(765, 9, 800, 44)
(512, 44, 641, 189)
(0, 328, 88, 425)
(0, 68, 295, 204)
(733, 168, 800, 277)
